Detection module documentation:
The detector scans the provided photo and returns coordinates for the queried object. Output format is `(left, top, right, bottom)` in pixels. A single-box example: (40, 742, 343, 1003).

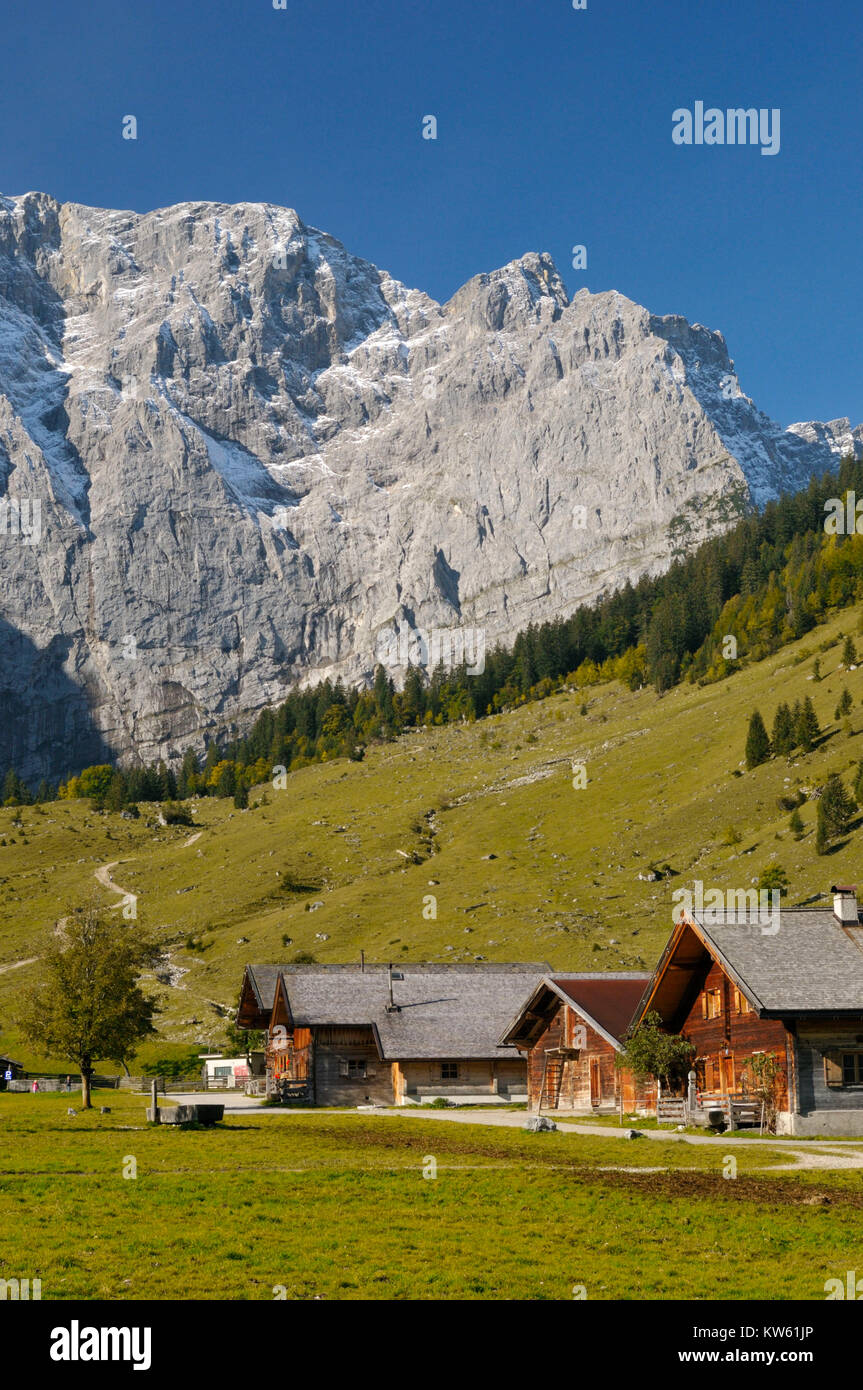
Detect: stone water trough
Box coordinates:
(146, 1104, 224, 1127)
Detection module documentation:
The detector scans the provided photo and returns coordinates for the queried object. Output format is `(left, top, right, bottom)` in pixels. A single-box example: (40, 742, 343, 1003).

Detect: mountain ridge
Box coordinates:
(0, 191, 859, 779)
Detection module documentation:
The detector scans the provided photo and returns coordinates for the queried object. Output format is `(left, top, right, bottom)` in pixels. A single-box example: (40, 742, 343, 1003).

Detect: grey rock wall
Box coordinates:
(0, 192, 856, 778)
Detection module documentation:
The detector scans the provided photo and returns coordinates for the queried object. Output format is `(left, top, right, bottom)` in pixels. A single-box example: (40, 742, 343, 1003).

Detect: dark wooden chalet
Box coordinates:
(499, 973, 652, 1114)
(632, 886, 863, 1135)
(237, 962, 549, 1106)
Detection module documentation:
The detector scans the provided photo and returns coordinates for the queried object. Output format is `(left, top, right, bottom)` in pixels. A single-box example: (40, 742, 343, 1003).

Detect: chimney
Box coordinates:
(831, 885, 859, 925)
(385, 963, 404, 1012)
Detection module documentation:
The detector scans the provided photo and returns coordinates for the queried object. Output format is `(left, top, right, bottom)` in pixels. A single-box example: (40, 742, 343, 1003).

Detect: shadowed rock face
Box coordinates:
(0, 191, 858, 780)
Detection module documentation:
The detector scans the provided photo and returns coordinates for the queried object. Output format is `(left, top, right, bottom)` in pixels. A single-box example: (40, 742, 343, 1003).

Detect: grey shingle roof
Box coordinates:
(694, 909, 863, 1013)
(244, 963, 550, 1059)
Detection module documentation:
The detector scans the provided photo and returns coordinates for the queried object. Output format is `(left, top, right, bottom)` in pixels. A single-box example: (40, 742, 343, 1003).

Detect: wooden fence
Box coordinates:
(656, 1090, 765, 1130)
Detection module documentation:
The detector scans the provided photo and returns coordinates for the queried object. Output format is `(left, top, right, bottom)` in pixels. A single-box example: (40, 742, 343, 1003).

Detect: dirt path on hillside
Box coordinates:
(0, 957, 38, 975)
(93, 860, 137, 909)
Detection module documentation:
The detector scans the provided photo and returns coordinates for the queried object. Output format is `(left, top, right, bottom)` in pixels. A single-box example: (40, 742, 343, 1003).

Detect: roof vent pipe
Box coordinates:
(386, 962, 404, 1012)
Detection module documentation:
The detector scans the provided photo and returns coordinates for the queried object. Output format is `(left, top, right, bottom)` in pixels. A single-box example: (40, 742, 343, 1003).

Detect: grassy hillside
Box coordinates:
(2, 601, 863, 1068)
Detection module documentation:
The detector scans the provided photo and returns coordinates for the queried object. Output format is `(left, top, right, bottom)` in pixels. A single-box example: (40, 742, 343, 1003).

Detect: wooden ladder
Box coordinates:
(539, 1053, 565, 1110)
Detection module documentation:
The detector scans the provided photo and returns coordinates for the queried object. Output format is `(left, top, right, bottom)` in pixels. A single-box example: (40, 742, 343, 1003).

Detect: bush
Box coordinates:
(280, 870, 323, 894)
(757, 866, 789, 897)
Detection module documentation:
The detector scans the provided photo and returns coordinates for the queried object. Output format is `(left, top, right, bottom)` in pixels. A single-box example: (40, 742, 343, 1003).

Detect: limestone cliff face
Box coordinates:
(0, 192, 856, 778)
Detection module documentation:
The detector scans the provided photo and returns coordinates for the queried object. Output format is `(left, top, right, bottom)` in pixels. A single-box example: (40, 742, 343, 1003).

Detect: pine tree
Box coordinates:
(140, 765, 161, 801)
(745, 710, 771, 769)
(401, 666, 426, 727)
(178, 748, 199, 799)
(740, 555, 761, 596)
(789, 807, 804, 838)
(818, 772, 856, 840)
(843, 635, 857, 666)
(3, 769, 23, 805)
(771, 703, 795, 755)
(836, 687, 853, 720)
(106, 771, 128, 813)
(791, 699, 802, 737)
(216, 763, 236, 798)
(233, 781, 249, 810)
(204, 742, 220, 778)
(157, 760, 177, 801)
(373, 664, 395, 726)
(796, 696, 820, 752)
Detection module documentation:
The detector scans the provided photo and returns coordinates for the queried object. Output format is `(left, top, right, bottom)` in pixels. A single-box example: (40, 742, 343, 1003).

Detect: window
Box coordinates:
(825, 1051, 863, 1088)
(733, 988, 753, 1015)
(213, 1066, 232, 1078)
(842, 1053, 863, 1086)
(702, 989, 722, 1019)
(339, 1058, 367, 1080)
(441, 1062, 459, 1081)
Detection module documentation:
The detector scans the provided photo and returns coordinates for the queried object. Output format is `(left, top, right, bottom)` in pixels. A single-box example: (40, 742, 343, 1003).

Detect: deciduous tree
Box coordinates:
(16, 903, 160, 1108)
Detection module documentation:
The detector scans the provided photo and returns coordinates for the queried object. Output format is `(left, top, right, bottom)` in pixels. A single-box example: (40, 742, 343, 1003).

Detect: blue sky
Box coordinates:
(2, 0, 860, 426)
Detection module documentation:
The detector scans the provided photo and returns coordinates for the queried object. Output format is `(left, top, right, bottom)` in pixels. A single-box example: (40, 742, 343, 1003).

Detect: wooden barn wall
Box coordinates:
(620, 1067, 657, 1113)
(399, 1057, 526, 1098)
(678, 959, 789, 1106)
(313, 1026, 392, 1106)
(795, 1021, 863, 1114)
(527, 1002, 625, 1111)
(495, 1059, 526, 1091)
(526, 1006, 565, 1108)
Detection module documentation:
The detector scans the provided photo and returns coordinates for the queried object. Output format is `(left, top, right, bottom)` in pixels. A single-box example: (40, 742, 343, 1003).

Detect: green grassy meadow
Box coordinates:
(1, 1090, 860, 1301)
(2, 603, 863, 1067)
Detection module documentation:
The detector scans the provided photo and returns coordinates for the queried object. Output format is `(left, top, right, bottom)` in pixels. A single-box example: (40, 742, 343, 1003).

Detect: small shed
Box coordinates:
(199, 1053, 265, 1089)
(499, 973, 652, 1114)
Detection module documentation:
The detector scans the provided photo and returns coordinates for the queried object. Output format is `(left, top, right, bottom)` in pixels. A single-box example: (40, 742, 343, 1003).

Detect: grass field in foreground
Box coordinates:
(1, 1091, 861, 1300)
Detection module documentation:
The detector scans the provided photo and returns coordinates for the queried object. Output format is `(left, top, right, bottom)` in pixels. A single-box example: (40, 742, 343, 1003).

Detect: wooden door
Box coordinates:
(589, 1057, 601, 1106)
(720, 1053, 735, 1095)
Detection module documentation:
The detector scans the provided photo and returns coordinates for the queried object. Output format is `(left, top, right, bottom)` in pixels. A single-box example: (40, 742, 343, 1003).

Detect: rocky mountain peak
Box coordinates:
(0, 193, 858, 779)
